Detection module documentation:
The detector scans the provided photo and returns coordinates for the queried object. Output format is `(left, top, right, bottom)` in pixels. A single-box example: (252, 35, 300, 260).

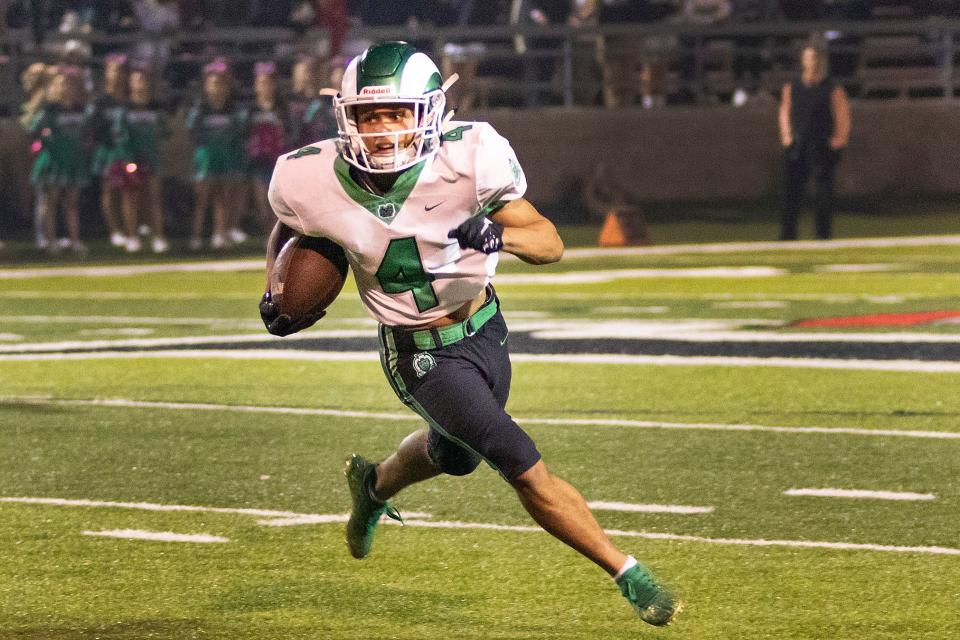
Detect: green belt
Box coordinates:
(405, 295, 499, 351)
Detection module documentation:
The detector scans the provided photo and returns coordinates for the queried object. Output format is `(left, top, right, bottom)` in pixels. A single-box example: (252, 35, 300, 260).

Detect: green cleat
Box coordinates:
(617, 564, 683, 627)
(344, 454, 402, 559)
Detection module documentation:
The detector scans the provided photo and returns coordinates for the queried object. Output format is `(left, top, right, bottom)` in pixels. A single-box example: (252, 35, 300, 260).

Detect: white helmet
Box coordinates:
(334, 41, 446, 173)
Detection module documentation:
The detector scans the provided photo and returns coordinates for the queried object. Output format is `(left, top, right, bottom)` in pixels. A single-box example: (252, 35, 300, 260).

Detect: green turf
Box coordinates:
(1, 239, 959, 639)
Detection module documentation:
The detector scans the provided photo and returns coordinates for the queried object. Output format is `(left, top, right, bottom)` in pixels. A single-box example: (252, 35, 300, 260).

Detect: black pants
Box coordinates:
(377, 306, 542, 482)
(781, 143, 841, 240)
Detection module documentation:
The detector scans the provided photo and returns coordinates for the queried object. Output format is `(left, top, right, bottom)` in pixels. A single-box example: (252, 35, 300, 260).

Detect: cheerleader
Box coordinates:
(89, 52, 131, 248)
(114, 60, 170, 253)
(28, 66, 91, 255)
(185, 58, 248, 250)
(246, 61, 287, 235)
(286, 54, 337, 149)
(19, 62, 53, 249)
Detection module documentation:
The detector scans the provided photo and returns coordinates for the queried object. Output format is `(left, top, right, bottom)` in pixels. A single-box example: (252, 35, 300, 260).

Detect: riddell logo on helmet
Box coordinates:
(360, 86, 393, 95)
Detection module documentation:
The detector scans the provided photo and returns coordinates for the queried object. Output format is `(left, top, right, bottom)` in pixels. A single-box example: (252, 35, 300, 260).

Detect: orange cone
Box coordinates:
(598, 210, 628, 247)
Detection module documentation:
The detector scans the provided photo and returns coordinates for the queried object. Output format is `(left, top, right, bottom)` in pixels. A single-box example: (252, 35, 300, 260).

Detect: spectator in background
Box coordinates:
(89, 52, 130, 248)
(28, 65, 91, 254)
(311, 0, 348, 58)
(778, 44, 851, 240)
(246, 61, 287, 234)
(185, 58, 248, 250)
(19, 62, 53, 249)
(595, 0, 680, 108)
(679, 0, 731, 23)
(130, 0, 179, 66)
(118, 59, 170, 252)
(286, 54, 337, 148)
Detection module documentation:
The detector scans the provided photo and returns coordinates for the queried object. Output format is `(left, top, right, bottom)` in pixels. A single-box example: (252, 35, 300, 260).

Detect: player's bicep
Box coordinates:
(489, 198, 550, 230)
(267, 165, 305, 234)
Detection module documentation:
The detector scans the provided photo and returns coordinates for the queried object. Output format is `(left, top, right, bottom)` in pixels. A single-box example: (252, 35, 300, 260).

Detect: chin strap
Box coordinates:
(441, 73, 459, 92)
(441, 109, 456, 130)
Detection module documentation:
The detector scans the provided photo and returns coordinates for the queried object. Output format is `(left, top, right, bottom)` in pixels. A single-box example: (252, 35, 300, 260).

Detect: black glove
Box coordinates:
(447, 217, 504, 254)
(259, 291, 326, 337)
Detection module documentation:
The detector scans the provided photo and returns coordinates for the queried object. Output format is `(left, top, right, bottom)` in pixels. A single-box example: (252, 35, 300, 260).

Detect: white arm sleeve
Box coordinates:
(475, 123, 527, 215)
(267, 157, 306, 234)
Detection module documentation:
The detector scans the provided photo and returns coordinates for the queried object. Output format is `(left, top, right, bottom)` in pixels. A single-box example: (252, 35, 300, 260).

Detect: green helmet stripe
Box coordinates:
(356, 41, 416, 93)
(425, 71, 442, 91)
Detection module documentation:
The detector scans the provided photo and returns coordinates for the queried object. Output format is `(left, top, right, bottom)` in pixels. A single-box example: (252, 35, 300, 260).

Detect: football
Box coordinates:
(268, 234, 349, 320)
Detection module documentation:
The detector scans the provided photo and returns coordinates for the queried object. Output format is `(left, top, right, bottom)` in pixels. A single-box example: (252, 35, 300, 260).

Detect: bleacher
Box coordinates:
(4, 15, 960, 113)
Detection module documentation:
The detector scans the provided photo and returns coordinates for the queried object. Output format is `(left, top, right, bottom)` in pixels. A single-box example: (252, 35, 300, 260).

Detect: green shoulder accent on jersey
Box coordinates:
(441, 125, 473, 142)
(333, 156, 426, 224)
(477, 199, 507, 218)
(357, 42, 416, 92)
(287, 145, 322, 160)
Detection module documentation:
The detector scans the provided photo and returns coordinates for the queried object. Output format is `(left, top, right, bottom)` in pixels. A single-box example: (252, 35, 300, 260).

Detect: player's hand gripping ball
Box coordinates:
(260, 234, 349, 336)
(447, 217, 504, 254)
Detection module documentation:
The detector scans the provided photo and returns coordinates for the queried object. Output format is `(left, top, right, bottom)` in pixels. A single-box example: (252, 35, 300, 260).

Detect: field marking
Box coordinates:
(3, 320, 958, 356)
(0, 291, 253, 300)
(82, 529, 229, 543)
(587, 501, 714, 514)
(0, 314, 267, 328)
(8, 496, 960, 556)
(2, 348, 960, 372)
(0, 333, 23, 341)
(79, 328, 156, 337)
(496, 267, 785, 284)
(552, 235, 960, 259)
(2, 236, 957, 281)
(2, 396, 959, 441)
(784, 488, 937, 501)
(713, 301, 789, 309)
(0, 260, 264, 279)
(815, 263, 910, 273)
(0, 262, 783, 282)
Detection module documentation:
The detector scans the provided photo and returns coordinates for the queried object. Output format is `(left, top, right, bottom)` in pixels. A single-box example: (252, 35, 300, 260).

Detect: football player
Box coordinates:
(264, 41, 680, 626)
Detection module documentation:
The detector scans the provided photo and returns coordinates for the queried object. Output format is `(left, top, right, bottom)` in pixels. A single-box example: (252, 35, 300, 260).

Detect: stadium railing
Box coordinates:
(2, 19, 960, 112)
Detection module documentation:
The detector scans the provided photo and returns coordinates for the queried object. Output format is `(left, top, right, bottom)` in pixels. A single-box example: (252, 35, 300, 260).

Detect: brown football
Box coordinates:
(269, 234, 349, 319)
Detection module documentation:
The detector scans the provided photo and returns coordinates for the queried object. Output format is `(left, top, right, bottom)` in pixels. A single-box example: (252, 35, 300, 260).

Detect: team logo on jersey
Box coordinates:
(377, 203, 397, 219)
(288, 145, 321, 160)
(508, 158, 523, 187)
(412, 352, 437, 378)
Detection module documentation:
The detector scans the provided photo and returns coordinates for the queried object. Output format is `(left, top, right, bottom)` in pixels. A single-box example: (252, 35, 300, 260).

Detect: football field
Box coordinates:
(1, 235, 959, 639)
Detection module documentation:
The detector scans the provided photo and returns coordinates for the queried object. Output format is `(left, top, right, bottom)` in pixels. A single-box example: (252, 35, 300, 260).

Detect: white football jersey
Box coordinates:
(269, 121, 527, 326)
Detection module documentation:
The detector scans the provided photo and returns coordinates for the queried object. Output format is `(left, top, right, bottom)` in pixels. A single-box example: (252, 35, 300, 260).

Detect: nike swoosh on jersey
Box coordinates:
(424, 202, 444, 211)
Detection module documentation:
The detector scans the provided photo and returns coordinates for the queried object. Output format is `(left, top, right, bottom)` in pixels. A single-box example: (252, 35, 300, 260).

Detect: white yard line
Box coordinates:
(587, 501, 714, 514)
(7, 497, 960, 555)
(814, 264, 911, 273)
(2, 236, 956, 281)
(6, 496, 958, 555)
(2, 397, 959, 441)
(0, 315, 265, 327)
(784, 489, 937, 501)
(2, 348, 960, 372)
(82, 529, 229, 543)
(0, 260, 263, 279)
(495, 267, 786, 284)
(553, 235, 960, 259)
